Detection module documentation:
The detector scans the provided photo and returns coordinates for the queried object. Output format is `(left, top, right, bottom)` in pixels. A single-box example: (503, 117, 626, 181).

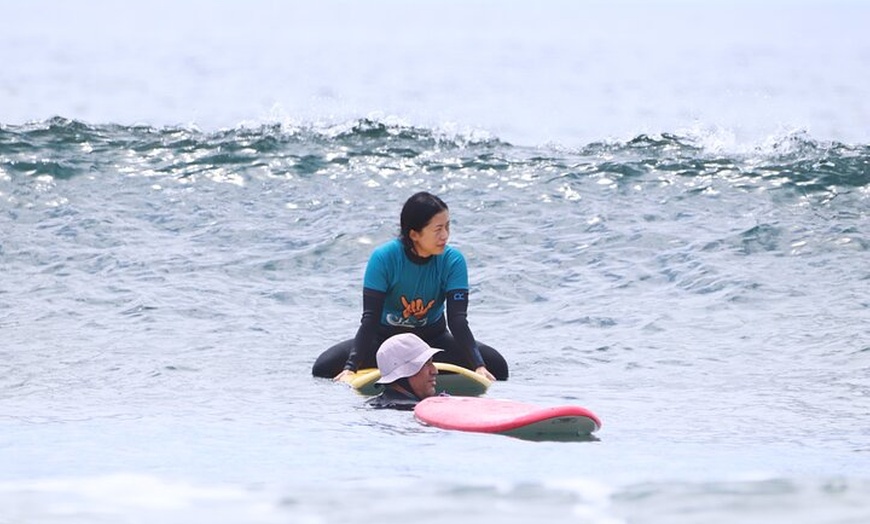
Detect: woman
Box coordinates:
(312, 191, 509, 382)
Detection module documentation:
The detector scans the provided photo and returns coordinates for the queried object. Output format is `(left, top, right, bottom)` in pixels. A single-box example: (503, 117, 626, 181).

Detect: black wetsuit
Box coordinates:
(365, 383, 422, 411)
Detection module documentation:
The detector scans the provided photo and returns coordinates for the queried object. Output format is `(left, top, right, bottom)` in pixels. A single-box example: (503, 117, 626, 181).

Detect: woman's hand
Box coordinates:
(334, 369, 355, 383)
(475, 366, 496, 382)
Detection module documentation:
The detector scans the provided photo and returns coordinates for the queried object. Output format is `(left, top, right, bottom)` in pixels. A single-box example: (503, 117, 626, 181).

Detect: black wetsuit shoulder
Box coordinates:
(366, 385, 421, 411)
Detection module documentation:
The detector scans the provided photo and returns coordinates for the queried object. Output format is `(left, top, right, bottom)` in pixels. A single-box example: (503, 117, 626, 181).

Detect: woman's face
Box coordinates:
(409, 210, 450, 258)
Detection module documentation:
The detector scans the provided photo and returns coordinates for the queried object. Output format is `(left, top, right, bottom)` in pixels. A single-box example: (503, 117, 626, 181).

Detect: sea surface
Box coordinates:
(2, 1, 869, 523)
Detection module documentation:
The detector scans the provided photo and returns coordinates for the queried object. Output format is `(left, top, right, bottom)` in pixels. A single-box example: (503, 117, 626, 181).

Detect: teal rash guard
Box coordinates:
(344, 239, 485, 372)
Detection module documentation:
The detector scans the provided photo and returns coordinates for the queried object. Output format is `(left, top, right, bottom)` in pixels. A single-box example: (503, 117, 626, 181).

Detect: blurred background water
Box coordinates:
(1, 1, 869, 523)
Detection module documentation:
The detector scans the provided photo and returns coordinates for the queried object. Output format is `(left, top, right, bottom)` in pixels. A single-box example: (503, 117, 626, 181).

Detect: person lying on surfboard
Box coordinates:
(367, 333, 443, 410)
(312, 191, 508, 382)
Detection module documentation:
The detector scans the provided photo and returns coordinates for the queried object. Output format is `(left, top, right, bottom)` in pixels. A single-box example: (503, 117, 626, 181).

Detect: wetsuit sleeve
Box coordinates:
(345, 288, 386, 372)
(445, 289, 485, 369)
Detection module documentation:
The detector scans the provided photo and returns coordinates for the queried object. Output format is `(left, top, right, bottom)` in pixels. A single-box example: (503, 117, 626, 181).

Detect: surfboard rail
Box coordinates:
(342, 362, 491, 397)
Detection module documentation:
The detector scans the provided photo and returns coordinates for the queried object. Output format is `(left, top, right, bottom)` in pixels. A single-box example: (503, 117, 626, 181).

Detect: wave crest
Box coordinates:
(1, 118, 867, 197)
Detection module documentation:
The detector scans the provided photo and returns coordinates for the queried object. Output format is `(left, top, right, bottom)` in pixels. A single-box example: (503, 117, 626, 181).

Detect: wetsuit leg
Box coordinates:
(312, 339, 353, 378)
(312, 337, 385, 377)
(478, 342, 509, 380)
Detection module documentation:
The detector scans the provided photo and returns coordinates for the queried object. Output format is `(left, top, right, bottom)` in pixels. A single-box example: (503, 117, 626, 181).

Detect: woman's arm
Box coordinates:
(338, 288, 386, 377)
(445, 289, 490, 374)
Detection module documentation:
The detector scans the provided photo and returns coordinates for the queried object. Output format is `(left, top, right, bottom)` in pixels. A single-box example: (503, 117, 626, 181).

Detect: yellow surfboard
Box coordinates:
(341, 362, 491, 397)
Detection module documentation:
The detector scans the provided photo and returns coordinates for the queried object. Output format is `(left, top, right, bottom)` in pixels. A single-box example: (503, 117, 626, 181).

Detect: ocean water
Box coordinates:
(2, 1, 869, 523)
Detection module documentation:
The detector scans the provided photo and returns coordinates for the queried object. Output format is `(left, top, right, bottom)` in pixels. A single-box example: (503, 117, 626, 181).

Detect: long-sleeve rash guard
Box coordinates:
(344, 239, 485, 372)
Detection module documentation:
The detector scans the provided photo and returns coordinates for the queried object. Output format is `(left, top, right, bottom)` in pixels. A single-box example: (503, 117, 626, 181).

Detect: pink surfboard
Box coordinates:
(414, 396, 601, 441)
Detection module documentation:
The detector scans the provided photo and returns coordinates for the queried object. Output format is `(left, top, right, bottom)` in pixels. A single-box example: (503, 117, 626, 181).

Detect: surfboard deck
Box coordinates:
(342, 362, 491, 397)
(414, 396, 601, 441)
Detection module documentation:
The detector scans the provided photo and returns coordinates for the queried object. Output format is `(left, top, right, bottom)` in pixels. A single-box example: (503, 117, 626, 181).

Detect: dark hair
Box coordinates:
(399, 192, 448, 250)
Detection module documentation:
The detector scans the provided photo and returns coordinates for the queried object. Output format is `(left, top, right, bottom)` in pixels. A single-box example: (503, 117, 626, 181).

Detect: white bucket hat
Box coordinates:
(375, 333, 443, 384)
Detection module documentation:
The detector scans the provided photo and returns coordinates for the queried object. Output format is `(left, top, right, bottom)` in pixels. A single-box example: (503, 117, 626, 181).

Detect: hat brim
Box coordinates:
(376, 347, 443, 384)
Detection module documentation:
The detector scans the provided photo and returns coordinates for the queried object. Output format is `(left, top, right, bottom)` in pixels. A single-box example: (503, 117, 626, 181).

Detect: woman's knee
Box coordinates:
(479, 344, 509, 380)
(312, 340, 352, 378)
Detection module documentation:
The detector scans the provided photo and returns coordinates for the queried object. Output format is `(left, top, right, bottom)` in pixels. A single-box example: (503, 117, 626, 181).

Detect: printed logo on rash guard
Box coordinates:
(401, 296, 435, 320)
(385, 295, 436, 328)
